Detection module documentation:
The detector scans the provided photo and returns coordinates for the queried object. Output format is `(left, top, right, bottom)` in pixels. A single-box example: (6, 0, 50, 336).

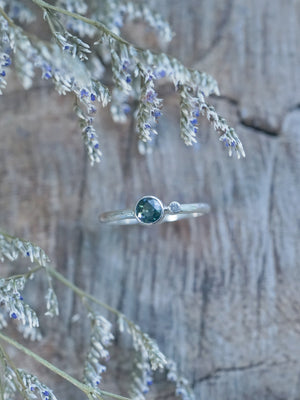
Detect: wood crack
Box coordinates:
(239, 120, 279, 136)
(195, 360, 291, 384)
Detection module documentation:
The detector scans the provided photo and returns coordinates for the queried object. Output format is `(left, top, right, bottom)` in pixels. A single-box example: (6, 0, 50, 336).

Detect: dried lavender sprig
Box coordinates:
(6, 367, 59, 400)
(0, 275, 39, 328)
(0, 15, 13, 94)
(117, 315, 166, 371)
(44, 286, 59, 319)
(0, 231, 50, 266)
(0, 266, 57, 339)
(1, 0, 244, 159)
(5, 1, 242, 159)
(110, 39, 136, 94)
(0, 231, 59, 320)
(47, 266, 167, 372)
(0, 332, 131, 400)
(129, 351, 153, 400)
(46, 266, 195, 400)
(166, 360, 195, 400)
(179, 85, 245, 158)
(178, 85, 199, 146)
(17, 324, 43, 342)
(0, 344, 32, 400)
(91, 0, 174, 45)
(0, 8, 110, 163)
(136, 65, 162, 142)
(197, 101, 245, 158)
(83, 313, 114, 388)
(74, 102, 102, 164)
(43, 8, 91, 61)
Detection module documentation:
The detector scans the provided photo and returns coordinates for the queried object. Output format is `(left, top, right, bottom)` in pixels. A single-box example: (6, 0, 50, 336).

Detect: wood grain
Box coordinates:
(0, 1, 300, 399)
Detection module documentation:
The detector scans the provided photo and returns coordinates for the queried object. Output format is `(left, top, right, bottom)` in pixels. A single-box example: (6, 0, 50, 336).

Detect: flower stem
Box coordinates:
(31, 0, 131, 48)
(0, 343, 29, 395)
(0, 7, 16, 28)
(0, 332, 131, 400)
(46, 266, 121, 317)
(4, 265, 43, 281)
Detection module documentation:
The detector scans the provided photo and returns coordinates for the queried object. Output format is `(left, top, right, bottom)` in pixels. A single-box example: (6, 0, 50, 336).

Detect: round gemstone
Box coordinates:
(135, 196, 163, 224)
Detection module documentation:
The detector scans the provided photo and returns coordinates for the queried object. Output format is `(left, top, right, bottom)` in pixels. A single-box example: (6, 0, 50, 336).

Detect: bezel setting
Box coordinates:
(135, 196, 164, 225)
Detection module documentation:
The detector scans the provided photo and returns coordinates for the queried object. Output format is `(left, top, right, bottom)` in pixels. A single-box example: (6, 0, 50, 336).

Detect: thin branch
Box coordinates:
(46, 266, 120, 316)
(0, 332, 131, 400)
(31, 0, 131, 47)
(0, 344, 28, 394)
(0, 7, 16, 27)
(3, 266, 43, 281)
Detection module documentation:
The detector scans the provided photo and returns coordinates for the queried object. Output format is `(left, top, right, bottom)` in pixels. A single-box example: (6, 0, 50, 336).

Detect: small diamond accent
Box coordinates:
(169, 201, 181, 213)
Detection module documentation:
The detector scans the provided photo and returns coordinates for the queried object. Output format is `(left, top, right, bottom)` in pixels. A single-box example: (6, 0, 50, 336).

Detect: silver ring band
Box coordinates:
(99, 196, 210, 226)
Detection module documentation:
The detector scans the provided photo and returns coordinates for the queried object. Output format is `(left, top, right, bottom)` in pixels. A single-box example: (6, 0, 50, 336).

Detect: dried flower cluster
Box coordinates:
(0, 230, 195, 400)
(0, 0, 245, 165)
(0, 354, 57, 400)
(129, 351, 153, 400)
(83, 313, 114, 387)
(0, 232, 59, 340)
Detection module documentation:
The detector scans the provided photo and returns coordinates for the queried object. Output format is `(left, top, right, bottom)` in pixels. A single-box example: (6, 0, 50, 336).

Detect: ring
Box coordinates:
(99, 195, 210, 225)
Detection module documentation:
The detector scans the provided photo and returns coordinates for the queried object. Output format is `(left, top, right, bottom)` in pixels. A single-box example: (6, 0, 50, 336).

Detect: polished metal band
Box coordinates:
(99, 196, 210, 226)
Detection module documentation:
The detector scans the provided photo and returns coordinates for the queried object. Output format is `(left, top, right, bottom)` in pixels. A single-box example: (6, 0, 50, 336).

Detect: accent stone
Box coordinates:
(169, 201, 181, 213)
(135, 197, 163, 224)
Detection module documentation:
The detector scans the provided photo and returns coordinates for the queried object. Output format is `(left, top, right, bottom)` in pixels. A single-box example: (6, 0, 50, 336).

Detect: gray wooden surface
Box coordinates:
(1, 0, 300, 399)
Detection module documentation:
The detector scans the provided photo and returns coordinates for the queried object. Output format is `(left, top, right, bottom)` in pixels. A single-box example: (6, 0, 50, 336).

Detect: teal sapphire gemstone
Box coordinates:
(135, 196, 164, 224)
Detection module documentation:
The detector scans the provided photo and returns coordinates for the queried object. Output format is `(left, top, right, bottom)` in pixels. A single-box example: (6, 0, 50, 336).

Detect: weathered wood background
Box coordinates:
(1, 0, 300, 399)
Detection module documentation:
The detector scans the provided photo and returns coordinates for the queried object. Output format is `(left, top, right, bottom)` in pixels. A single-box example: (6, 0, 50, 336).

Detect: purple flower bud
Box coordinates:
(146, 90, 156, 103)
(123, 104, 131, 114)
(153, 110, 161, 118)
(3, 57, 11, 67)
(43, 391, 50, 396)
(0, 70, 6, 76)
(114, 17, 123, 28)
(126, 75, 132, 83)
(122, 60, 130, 70)
(94, 143, 99, 149)
(90, 93, 96, 101)
(11, 312, 17, 319)
(158, 69, 166, 78)
(80, 89, 89, 98)
(144, 123, 151, 129)
(89, 106, 97, 114)
(64, 45, 70, 50)
(190, 118, 197, 125)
